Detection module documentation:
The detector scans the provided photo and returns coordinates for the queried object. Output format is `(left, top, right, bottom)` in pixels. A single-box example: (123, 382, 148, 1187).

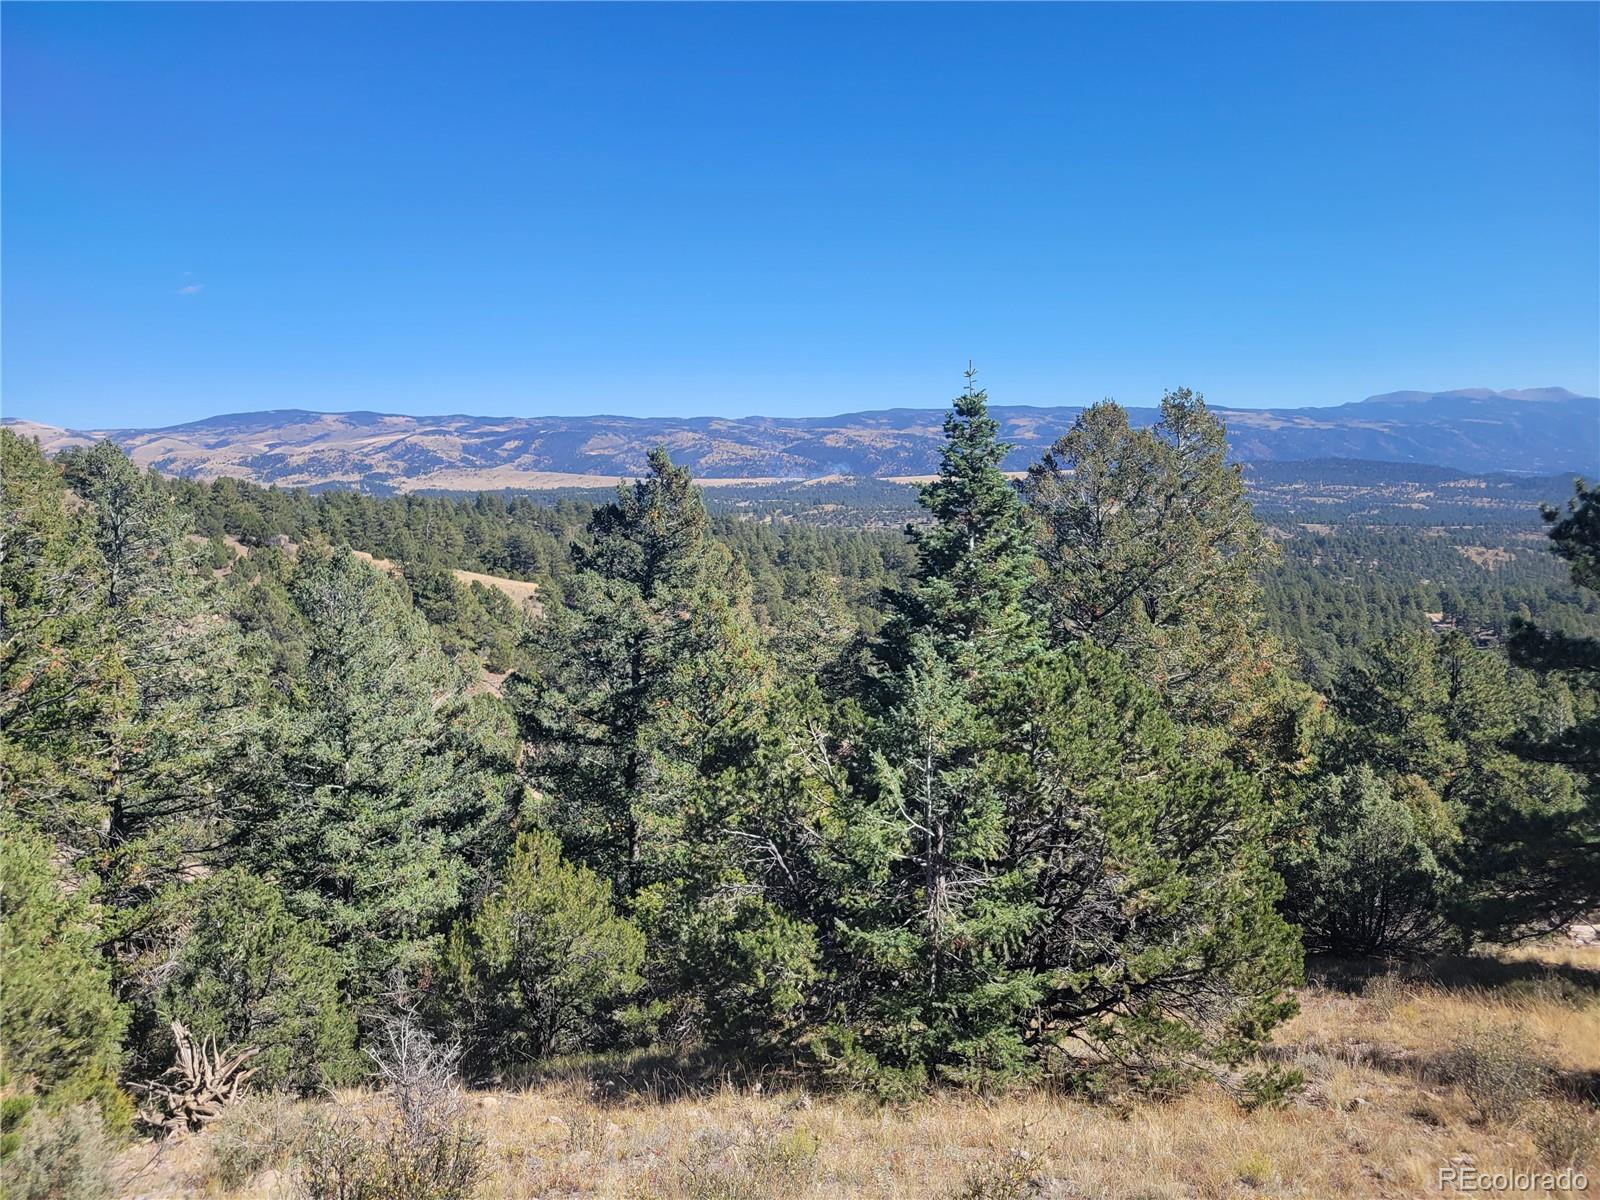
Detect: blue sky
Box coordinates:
(3, 3, 1596, 429)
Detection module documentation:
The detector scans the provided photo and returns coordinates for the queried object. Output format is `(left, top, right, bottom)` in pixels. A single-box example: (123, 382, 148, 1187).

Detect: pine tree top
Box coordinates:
(879, 374, 1042, 683)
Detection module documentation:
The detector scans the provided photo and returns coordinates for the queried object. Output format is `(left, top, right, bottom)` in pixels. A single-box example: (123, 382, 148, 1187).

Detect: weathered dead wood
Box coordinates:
(136, 1020, 260, 1136)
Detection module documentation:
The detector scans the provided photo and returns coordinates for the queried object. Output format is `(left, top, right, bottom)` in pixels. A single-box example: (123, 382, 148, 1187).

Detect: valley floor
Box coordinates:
(116, 941, 1600, 1200)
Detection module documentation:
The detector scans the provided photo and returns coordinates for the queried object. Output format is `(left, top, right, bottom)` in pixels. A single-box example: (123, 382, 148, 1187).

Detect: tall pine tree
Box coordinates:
(513, 450, 814, 1044)
(233, 549, 522, 1003)
(1500, 481, 1600, 932)
(818, 379, 1298, 1092)
(1020, 392, 1306, 763)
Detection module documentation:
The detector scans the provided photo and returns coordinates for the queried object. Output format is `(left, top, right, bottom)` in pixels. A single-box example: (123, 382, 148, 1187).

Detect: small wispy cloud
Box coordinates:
(178, 282, 204, 295)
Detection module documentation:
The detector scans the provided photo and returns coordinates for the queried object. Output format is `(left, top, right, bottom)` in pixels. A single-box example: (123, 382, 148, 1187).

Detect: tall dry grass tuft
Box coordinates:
(1528, 1099, 1600, 1170)
(192, 1094, 304, 1190)
(1436, 1022, 1551, 1123)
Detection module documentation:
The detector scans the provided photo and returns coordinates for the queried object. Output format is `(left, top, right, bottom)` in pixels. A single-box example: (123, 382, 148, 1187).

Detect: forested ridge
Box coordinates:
(146, 451, 1600, 694)
(15, 386, 1596, 489)
(4, 385, 1598, 1176)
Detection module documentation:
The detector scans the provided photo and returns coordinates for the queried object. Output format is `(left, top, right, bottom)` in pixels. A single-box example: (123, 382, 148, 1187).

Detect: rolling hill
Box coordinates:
(7, 388, 1595, 493)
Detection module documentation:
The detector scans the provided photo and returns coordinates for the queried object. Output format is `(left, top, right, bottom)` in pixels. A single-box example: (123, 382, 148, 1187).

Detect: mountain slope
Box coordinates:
(8, 388, 1595, 492)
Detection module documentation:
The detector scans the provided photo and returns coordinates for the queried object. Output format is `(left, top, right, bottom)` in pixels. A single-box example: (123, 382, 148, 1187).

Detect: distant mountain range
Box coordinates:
(7, 388, 1596, 493)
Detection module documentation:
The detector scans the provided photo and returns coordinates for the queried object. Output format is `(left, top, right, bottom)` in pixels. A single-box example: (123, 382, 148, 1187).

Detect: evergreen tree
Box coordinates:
(1332, 631, 1466, 782)
(1501, 481, 1600, 931)
(64, 444, 253, 954)
(818, 376, 1046, 1087)
(994, 648, 1300, 1086)
(1310, 629, 1585, 949)
(819, 382, 1298, 1091)
(234, 550, 522, 1002)
(514, 450, 750, 888)
(153, 871, 360, 1093)
(4, 436, 247, 901)
(1279, 764, 1458, 956)
(512, 450, 811, 1045)
(878, 368, 1040, 685)
(819, 645, 1300, 1091)
(1, 432, 120, 848)
(0, 819, 129, 1126)
(824, 636, 1037, 1089)
(441, 831, 644, 1070)
(3, 435, 257, 1063)
(1020, 393, 1283, 740)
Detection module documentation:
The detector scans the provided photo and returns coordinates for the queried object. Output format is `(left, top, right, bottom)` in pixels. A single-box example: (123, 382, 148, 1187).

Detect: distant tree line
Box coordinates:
(3, 382, 1596, 1157)
(158, 436, 1600, 700)
(1264, 526, 1600, 691)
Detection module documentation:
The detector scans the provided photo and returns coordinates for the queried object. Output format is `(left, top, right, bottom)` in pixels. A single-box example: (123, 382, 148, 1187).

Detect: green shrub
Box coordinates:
(0, 821, 130, 1130)
(441, 831, 644, 1070)
(156, 870, 360, 1093)
(1279, 765, 1458, 957)
(0, 1105, 115, 1200)
(1, 1095, 32, 1161)
(669, 896, 820, 1050)
(1238, 1063, 1307, 1112)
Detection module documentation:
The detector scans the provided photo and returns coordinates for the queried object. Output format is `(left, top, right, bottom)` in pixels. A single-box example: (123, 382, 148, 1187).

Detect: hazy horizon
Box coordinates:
(7, 382, 1598, 434)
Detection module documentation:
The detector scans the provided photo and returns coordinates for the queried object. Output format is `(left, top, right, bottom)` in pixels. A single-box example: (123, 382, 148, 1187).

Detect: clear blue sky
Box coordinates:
(4, 2, 1596, 429)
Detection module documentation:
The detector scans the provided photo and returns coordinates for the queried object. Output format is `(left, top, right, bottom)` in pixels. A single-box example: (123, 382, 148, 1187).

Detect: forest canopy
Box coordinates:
(3, 383, 1596, 1146)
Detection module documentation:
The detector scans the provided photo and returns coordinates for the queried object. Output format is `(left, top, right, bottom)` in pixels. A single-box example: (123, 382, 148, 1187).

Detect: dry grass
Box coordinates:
(1456, 545, 1514, 570)
(349, 550, 541, 613)
(114, 942, 1600, 1199)
(452, 569, 541, 611)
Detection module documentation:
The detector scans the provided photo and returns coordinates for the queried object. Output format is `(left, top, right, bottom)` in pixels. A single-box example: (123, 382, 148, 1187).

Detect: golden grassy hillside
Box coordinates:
(115, 941, 1600, 1199)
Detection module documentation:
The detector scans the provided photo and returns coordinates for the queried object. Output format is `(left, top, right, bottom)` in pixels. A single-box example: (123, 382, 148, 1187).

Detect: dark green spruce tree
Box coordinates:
(512, 449, 817, 1046)
(877, 367, 1042, 683)
(233, 549, 524, 1005)
(817, 375, 1299, 1093)
(822, 371, 1044, 1087)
